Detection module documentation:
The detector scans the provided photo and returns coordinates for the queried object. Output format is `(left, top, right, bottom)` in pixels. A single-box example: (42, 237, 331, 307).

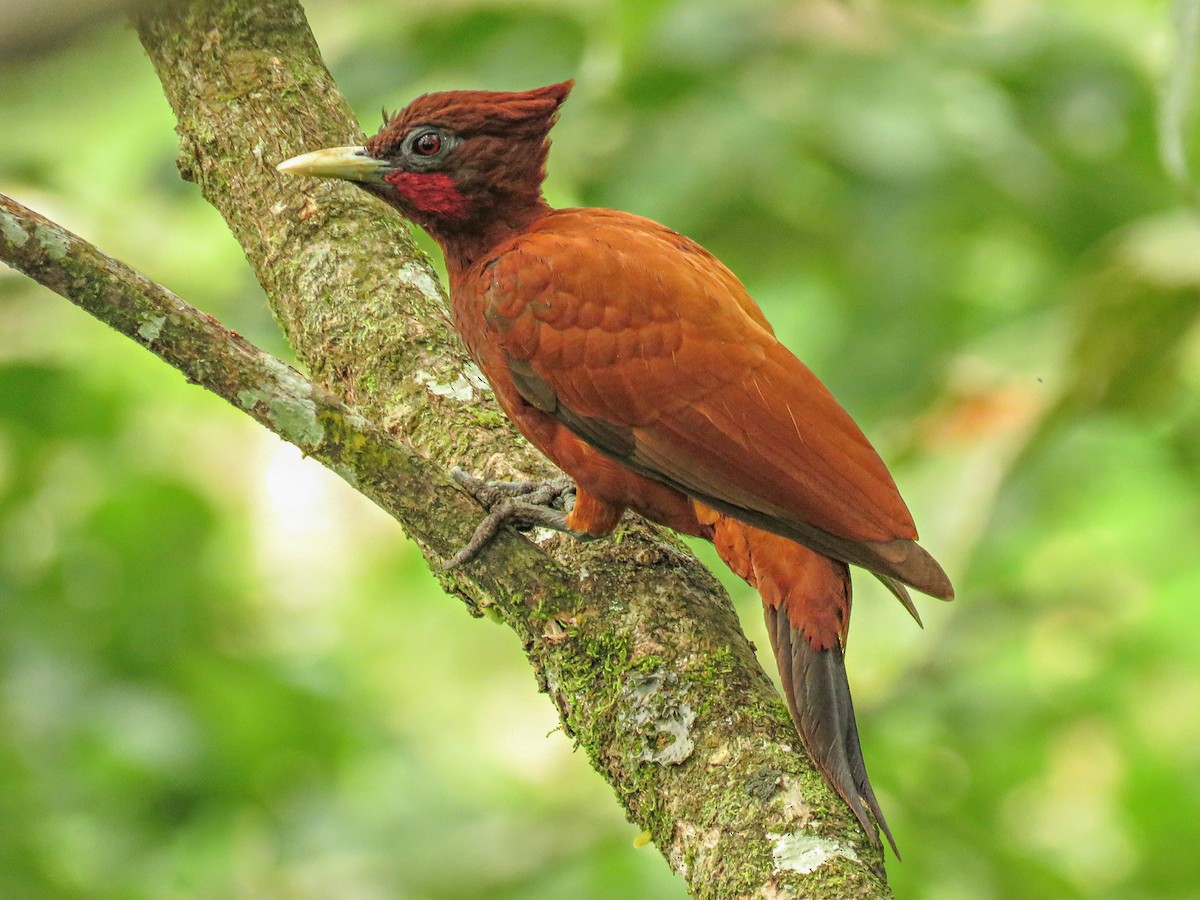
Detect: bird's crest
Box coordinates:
(369, 81, 573, 156)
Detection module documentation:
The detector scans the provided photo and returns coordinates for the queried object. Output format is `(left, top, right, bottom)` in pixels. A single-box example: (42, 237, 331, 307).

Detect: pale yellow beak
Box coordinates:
(276, 145, 388, 183)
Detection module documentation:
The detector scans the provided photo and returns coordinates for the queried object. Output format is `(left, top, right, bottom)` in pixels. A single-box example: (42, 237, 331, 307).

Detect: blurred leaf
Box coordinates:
(1160, 0, 1200, 194)
(1064, 212, 1200, 415)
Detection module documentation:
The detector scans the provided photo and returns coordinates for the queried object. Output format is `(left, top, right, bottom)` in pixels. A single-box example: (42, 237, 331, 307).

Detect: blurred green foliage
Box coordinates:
(2, 1, 1200, 897)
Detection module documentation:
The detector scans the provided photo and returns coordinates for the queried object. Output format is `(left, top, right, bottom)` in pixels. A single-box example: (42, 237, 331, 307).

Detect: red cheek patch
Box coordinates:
(384, 171, 471, 220)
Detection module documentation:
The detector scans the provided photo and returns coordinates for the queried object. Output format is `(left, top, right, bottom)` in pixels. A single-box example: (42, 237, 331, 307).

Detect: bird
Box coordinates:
(277, 80, 953, 855)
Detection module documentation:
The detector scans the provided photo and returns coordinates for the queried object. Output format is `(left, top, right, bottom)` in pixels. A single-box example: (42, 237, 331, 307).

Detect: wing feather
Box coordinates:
(483, 209, 951, 597)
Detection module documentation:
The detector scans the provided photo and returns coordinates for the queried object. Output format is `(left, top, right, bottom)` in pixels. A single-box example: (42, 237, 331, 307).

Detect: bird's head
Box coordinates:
(278, 81, 572, 239)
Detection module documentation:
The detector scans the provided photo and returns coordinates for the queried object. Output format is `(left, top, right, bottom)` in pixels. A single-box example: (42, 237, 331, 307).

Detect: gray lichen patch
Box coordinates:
(33, 224, 70, 260)
(236, 358, 324, 449)
(775, 775, 815, 823)
(397, 260, 446, 305)
(767, 831, 859, 875)
(414, 365, 490, 402)
(276, 395, 322, 446)
(138, 314, 168, 342)
(1, 210, 30, 247)
(621, 668, 697, 766)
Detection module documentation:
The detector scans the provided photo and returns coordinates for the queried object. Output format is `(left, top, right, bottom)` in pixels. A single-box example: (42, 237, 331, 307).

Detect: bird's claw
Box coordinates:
(445, 468, 592, 569)
(450, 467, 576, 510)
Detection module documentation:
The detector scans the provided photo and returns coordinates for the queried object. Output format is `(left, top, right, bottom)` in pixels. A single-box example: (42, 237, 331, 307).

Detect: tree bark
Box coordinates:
(3, 1, 894, 895)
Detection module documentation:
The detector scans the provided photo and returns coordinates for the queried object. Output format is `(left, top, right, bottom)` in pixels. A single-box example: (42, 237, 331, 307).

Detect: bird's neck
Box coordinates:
(432, 198, 552, 277)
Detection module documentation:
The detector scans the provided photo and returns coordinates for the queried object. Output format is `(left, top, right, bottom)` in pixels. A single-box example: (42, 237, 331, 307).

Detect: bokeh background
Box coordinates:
(3, 1, 1199, 897)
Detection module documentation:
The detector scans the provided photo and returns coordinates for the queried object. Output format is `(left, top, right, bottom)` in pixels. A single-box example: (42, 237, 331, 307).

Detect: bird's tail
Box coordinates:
(762, 599, 899, 857)
(709, 515, 899, 856)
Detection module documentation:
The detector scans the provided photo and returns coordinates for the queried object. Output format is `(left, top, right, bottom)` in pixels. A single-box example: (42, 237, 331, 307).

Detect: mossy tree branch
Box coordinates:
(0, 191, 565, 611)
(2, 1, 895, 895)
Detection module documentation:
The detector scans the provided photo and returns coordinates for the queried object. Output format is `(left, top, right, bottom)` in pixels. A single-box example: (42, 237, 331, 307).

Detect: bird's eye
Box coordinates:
(412, 131, 442, 157)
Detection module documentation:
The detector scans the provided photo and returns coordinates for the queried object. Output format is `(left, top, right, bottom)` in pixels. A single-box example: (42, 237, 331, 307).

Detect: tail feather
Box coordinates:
(765, 602, 900, 858)
(874, 574, 923, 629)
(709, 513, 903, 855)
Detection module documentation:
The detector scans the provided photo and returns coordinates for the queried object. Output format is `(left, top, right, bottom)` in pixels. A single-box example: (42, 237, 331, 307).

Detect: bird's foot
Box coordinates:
(445, 467, 596, 568)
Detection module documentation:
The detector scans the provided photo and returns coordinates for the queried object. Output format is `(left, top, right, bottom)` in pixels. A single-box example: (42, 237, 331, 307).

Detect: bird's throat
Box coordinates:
(435, 202, 553, 278)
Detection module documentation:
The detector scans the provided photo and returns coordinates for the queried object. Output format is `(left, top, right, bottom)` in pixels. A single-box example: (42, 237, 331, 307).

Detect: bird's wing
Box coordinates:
(483, 210, 951, 597)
